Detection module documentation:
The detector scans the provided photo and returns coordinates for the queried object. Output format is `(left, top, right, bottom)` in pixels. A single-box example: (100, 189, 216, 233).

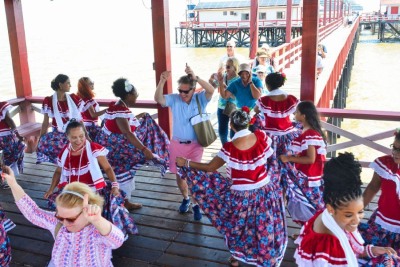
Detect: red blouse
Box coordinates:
(290, 129, 326, 186)
(57, 142, 107, 190)
(369, 155, 400, 232)
(103, 102, 139, 134)
(217, 130, 274, 189)
(0, 102, 13, 135)
(256, 94, 299, 134)
(81, 98, 99, 124)
(41, 94, 83, 128)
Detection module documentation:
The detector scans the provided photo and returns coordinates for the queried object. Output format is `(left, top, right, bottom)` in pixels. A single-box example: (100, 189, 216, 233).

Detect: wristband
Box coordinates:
(366, 245, 377, 258)
(186, 159, 191, 168)
(111, 182, 119, 189)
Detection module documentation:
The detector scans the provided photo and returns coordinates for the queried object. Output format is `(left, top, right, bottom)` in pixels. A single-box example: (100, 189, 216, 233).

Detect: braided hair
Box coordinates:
(323, 152, 362, 209)
(297, 101, 327, 144)
(230, 109, 251, 131)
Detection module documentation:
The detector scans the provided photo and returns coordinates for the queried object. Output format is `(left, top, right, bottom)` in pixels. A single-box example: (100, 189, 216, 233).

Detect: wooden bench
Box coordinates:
(16, 122, 42, 153)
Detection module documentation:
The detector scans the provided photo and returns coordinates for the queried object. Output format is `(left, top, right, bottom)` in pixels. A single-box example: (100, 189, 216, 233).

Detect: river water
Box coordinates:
(0, 1, 398, 181)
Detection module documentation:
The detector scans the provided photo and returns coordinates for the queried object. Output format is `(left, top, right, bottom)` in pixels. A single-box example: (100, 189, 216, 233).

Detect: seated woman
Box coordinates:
(37, 74, 84, 164)
(2, 167, 125, 266)
(0, 100, 25, 175)
(77, 77, 107, 141)
(95, 78, 169, 210)
(43, 120, 137, 236)
(359, 130, 400, 265)
(295, 152, 399, 266)
(176, 108, 287, 267)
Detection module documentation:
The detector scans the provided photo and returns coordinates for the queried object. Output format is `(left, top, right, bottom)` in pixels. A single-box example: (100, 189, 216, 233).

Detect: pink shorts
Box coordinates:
(169, 139, 204, 173)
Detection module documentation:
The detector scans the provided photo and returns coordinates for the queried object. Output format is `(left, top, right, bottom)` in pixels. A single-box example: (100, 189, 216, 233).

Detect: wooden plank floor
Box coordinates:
(2, 145, 379, 267)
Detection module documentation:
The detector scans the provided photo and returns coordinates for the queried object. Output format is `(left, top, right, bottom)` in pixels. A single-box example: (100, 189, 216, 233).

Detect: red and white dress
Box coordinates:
(95, 102, 169, 199)
(359, 155, 400, 255)
(36, 93, 84, 164)
(81, 98, 103, 141)
(178, 130, 287, 267)
(46, 140, 138, 237)
(0, 102, 25, 174)
(286, 129, 326, 224)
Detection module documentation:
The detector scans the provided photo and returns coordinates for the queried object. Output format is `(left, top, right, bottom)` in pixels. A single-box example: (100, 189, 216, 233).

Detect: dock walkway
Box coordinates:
(3, 150, 378, 267)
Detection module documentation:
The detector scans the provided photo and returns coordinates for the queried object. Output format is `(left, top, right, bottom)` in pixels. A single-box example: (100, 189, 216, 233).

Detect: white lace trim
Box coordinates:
(291, 139, 327, 155)
(231, 174, 270, 191)
(257, 100, 297, 118)
(375, 211, 400, 233)
(217, 145, 273, 170)
(369, 160, 400, 198)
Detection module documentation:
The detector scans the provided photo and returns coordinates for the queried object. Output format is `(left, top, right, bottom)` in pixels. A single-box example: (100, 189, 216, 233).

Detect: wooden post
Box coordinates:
(151, 0, 172, 138)
(300, 0, 319, 102)
(285, 0, 293, 43)
(329, 0, 332, 22)
(249, 0, 259, 59)
(324, 0, 327, 26)
(5, 0, 38, 152)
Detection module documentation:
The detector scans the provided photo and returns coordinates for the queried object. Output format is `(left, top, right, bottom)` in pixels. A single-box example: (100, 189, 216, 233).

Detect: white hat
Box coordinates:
(238, 63, 251, 74)
(253, 65, 267, 74)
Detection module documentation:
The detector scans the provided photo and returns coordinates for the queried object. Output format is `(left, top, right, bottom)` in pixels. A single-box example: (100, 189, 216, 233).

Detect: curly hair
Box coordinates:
(323, 152, 362, 209)
(51, 74, 69, 91)
(77, 77, 95, 99)
(112, 78, 137, 100)
(265, 72, 285, 90)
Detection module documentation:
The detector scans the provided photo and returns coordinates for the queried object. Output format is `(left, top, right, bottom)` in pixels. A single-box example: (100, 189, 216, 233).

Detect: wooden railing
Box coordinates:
(360, 15, 400, 22)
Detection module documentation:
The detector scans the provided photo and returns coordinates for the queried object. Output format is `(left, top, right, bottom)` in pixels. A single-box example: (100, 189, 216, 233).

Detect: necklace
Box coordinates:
(68, 145, 85, 183)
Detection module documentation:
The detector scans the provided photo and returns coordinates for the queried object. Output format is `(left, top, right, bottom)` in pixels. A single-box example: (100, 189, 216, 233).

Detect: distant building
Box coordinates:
(192, 0, 302, 25)
(381, 0, 400, 18)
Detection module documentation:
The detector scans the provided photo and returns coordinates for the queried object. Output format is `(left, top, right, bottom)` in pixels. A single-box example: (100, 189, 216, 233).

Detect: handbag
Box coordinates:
(190, 95, 217, 147)
(223, 101, 236, 116)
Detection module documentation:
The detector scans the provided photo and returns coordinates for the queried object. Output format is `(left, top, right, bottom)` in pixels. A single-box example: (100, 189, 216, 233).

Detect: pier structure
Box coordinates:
(360, 14, 400, 41)
(2, 0, 400, 266)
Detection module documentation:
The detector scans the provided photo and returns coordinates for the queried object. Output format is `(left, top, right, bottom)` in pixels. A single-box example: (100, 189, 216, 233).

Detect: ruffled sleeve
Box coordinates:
(90, 142, 108, 158)
(41, 96, 54, 117)
(104, 103, 140, 127)
(291, 129, 326, 155)
(257, 95, 299, 118)
(0, 102, 12, 121)
(81, 98, 97, 112)
(370, 155, 400, 198)
(217, 130, 273, 171)
(69, 93, 84, 112)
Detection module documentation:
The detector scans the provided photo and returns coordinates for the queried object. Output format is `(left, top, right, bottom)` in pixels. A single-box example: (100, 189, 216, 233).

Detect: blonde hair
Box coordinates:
(55, 182, 104, 209)
(227, 57, 240, 75)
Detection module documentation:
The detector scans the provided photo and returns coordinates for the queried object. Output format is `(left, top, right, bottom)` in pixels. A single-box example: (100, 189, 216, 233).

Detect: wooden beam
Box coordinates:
(318, 108, 400, 121)
(4, 0, 35, 124)
(249, 0, 259, 59)
(151, 0, 172, 138)
(285, 0, 293, 43)
(300, 0, 319, 102)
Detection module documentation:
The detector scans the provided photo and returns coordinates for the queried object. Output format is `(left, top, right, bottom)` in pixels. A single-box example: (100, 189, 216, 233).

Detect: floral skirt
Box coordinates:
(36, 129, 68, 164)
(178, 167, 287, 267)
(0, 207, 15, 266)
(0, 134, 25, 174)
(47, 184, 138, 237)
(359, 211, 400, 256)
(95, 114, 169, 189)
(280, 161, 325, 225)
(85, 123, 102, 142)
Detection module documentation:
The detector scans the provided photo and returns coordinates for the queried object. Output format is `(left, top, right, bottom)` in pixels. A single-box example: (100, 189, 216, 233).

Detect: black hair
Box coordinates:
(265, 72, 285, 90)
(323, 152, 362, 209)
(51, 74, 69, 91)
(65, 119, 85, 136)
(177, 75, 196, 89)
(395, 131, 400, 142)
(296, 101, 327, 144)
(230, 110, 250, 131)
(112, 78, 137, 100)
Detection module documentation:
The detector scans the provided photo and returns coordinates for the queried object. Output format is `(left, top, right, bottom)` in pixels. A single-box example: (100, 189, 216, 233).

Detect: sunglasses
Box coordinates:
(390, 144, 400, 153)
(226, 46, 233, 48)
(55, 210, 83, 223)
(226, 65, 231, 69)
(178, 88, 193, 94)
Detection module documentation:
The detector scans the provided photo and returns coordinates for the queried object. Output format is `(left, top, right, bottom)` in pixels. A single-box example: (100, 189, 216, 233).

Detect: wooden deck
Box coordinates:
(1, 145, 380, 267)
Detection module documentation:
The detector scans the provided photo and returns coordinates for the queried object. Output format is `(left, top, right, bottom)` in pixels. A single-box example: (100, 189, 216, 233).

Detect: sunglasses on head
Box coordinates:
(178, 88, 193, 94)
(55, 210, 83, 223)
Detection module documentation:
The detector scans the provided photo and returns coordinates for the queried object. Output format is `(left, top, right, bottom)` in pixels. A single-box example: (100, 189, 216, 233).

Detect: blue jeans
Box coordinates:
(217, 108, 234, 145)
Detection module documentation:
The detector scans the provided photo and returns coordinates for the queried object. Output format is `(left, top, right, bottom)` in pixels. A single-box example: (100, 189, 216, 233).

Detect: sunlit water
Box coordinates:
(0, 1, 398, 182)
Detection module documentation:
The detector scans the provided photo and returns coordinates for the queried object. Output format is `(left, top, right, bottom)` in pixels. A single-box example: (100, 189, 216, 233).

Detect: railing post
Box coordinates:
(249, 0, 259, 59)
(151, 0, 172, 138)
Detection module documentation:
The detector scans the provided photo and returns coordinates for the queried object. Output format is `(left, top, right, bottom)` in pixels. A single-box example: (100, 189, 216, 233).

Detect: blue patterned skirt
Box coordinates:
(85, 123, 102, 142)
(47, 183, 138, 237)
(95, 114, 169, 187)
(0, 134, 25, 174)
(36, 128, 68, 164)
(178, 167, 287, 267)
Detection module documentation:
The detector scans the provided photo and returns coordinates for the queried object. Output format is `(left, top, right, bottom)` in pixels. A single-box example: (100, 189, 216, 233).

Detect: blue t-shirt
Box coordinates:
(164, 90, 210, 141)
(227, 76, 262, 109)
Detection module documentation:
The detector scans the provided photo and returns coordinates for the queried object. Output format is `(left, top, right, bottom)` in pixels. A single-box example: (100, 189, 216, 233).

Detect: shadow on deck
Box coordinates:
(2, 146, 379, 267)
